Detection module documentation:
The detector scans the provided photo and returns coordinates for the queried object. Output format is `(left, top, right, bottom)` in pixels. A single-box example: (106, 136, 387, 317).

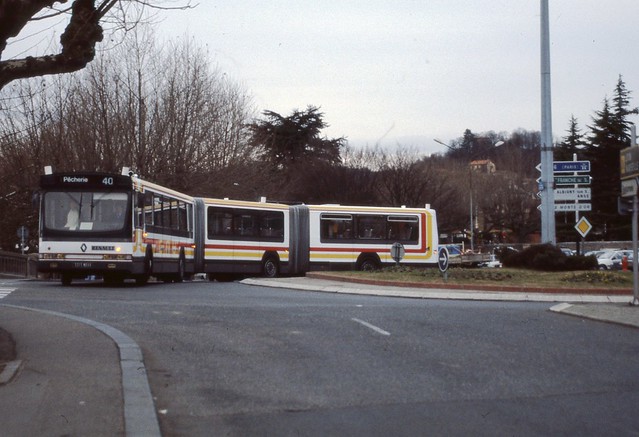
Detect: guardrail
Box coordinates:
(0, 251, 32, 277)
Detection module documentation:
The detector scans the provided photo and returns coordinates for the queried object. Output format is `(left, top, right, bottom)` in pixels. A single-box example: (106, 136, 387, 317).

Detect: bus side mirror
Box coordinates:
(31, 191, 40, 210)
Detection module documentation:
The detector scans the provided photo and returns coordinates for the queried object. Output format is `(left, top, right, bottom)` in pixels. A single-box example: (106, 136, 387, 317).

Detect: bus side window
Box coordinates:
(208, 208, 233, 238)
(260, 212, 284, 240)
(320, 214, 353, 240)
(387, 216, 419, 243)
(357, 215, 385, 240)
(143, 192, 154, 226)
(234, 211, 258, 238)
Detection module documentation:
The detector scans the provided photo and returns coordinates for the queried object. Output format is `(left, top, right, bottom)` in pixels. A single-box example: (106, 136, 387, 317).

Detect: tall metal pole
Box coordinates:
(632, 127, 639, 305)
(469, 165, 474, 252)
(632, 192, 639, 306)
(540, 0, 556, 244)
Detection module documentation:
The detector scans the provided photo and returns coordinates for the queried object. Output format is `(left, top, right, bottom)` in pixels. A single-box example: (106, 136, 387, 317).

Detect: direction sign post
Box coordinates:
(553, 175, 591, 185)
(438, 246, 450, 281)
(553, 188, 591, 201)
(553, 160, 591, 173)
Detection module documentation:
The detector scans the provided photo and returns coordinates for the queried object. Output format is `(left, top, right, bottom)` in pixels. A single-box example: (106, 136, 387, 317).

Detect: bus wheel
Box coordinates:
(263, 256, 279, 278)
(136, 251, 153, 285)
(175, 254, 186, 283)
(61, 274, 72, 286)
(358, 256, 380, 272)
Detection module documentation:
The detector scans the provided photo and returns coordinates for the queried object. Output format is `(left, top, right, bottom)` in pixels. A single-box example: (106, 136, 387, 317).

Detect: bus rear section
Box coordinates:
(288, 204, 439, 273)
(198, 198, 290, 280)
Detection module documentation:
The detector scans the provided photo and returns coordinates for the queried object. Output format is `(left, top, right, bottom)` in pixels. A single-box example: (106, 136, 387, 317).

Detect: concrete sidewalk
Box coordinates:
(241, 276, 639, 329)
(0, 305, 160, 437)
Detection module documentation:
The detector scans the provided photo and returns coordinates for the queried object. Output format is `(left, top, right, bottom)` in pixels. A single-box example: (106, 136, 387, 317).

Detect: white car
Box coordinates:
(479, 254, 502, 268)
(596, 251, 624, 270)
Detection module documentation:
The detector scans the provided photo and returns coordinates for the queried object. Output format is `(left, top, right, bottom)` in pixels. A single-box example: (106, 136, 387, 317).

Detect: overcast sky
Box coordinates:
(6, 1, 639, 155)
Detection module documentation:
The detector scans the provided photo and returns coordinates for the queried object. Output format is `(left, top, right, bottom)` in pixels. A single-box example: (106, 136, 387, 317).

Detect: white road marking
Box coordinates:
(0, 288, 16, 299)
(351, 318, 391, 336)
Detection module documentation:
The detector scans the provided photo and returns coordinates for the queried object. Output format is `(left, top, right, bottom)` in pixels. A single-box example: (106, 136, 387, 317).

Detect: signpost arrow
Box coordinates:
(554, 188, 591, 201)
(554, 175, 591, 185)
(554, 203, 592, 212)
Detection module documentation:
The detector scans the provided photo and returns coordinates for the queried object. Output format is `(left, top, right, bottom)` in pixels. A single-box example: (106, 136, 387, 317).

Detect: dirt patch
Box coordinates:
(0, 327, 17, 372)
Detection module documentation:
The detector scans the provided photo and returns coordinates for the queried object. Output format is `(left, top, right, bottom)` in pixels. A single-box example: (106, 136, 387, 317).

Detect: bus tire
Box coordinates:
(263, 256, 279, 278)
(136, 248, 153, 285)
(175, 252, 186, 283)
(357, 255, 381, 272)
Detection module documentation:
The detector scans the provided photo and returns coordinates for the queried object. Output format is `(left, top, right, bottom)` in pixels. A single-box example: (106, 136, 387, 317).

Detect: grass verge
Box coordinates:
(314, 266, 634, 291)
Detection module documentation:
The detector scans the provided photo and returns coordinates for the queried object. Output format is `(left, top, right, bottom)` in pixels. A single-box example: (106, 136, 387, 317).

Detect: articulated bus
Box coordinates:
(287, 204, 438, 274)
(192, 200, 439, 279)
(38, 168, 440, 284)
(197, 197, 290, 281)
(38, 168, 196, 285)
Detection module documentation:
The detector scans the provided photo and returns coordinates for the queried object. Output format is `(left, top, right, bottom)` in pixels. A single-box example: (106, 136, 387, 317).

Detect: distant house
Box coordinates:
(470, 159, 496, 174)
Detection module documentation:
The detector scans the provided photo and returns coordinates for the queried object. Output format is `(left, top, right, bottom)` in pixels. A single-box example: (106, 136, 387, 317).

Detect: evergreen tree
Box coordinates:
(611, 75, 639, 145)
(555, 115, 586, 161)
(586, 82, 635, 239)
(249, 106, 344, 169)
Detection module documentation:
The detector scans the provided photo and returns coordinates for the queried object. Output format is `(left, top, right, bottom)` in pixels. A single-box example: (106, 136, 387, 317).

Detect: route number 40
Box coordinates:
(102, 177, 114, 185)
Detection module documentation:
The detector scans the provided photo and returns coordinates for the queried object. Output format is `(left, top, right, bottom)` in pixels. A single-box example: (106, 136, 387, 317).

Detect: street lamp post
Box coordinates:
(434, 138, 503, 252)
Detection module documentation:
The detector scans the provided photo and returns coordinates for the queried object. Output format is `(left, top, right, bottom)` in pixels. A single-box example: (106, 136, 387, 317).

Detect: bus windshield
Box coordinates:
(43, 191, 130, 233)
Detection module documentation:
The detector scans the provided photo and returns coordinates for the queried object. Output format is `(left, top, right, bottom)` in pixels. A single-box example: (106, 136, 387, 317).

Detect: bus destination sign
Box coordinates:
(41, 173, 131, 188)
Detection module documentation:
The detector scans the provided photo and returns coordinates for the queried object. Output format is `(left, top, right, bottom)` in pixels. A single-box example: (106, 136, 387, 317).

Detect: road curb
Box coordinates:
(0, 304, 161, 437)
(0, 360, 22, 385)
(242, 277, 631, 303)
(549, 302, 639, 329)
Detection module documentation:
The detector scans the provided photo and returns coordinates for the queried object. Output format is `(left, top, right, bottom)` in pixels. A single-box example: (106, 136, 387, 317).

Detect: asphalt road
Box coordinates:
(4, 279, 639, 436)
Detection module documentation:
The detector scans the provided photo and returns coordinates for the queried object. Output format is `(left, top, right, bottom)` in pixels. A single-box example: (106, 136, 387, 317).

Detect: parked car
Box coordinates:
(596, 250, 624, 270)
(584, 250, 606, 258)
(479, 254, 502, 268)
(559, 247, 575, 256)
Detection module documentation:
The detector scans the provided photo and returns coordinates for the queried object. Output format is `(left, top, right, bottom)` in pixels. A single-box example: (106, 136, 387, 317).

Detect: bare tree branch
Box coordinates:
(0, 0, 192, 90)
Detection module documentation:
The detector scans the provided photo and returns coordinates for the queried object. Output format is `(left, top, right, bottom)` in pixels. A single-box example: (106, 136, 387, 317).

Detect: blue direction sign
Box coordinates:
(553, 160, 590, 173)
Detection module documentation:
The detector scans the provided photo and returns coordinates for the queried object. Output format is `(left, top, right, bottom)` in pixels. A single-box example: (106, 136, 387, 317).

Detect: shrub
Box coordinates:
(501, 244, 597, 271)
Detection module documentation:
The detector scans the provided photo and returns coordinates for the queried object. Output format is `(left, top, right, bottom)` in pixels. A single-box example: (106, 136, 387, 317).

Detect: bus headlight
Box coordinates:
(102, 254, 132, 261)
(41, 253, 65, 260)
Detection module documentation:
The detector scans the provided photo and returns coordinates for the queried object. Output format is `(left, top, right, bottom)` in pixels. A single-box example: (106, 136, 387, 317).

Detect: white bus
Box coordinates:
(287, 204, 439, 274)
(38, 168, 196, 285)
(193, 201, 439, 279)
(38, 167, 440, 284)
(196, 197, 290, 280)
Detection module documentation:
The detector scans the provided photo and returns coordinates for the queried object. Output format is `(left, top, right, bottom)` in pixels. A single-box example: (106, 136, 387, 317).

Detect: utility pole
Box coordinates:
(540, 0, 556, 244)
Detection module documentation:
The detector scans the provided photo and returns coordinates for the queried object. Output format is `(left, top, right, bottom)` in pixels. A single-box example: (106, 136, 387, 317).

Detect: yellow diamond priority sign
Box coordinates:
(575, 217, 592, 238)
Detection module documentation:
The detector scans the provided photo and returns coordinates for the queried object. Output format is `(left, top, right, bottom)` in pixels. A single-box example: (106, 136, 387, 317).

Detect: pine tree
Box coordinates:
(611, 75, 639, 145)
(585, 76, 637, 240)
(555, 115, 586, 161)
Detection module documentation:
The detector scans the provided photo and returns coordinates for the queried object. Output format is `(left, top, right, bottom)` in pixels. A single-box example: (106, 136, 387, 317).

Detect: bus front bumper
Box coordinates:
(38, 259, 144, 275)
